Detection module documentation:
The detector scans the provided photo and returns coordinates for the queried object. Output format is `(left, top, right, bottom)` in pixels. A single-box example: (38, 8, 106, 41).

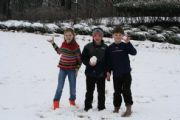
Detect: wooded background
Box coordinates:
(0, 0, 180, 22)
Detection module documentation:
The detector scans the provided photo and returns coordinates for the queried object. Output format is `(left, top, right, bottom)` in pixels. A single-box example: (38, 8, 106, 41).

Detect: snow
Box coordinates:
(22, 22, 32, 27)
(73, 23, 91, 33)
(156, 34, 166, 38)
(74, 24, 83, 29)
(0, 31, 180, 120)
(177, 34, 180, 38)
(60, 23, 72, 30)
(135, 31, 149, 35)
(32, 22, 44, 28)
(131, 28, 141, 32)
(3, 20, 24, 27)
(148, 29, 157, 35)
(45, 24, 59, 32)
(98, 25, 113, 33)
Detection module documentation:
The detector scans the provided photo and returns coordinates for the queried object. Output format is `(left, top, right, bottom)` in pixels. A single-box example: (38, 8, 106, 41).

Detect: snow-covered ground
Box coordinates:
(0, 31, 180, 120)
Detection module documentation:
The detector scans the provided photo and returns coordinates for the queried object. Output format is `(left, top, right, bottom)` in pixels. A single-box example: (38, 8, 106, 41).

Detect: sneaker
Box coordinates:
(53, 101, 59, 110)
(69, 100, 76, 106)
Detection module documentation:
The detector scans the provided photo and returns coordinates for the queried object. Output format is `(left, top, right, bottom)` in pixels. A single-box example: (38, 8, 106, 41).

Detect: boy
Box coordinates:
(81, 28, 108, 111)
(106, 26, 137, 117)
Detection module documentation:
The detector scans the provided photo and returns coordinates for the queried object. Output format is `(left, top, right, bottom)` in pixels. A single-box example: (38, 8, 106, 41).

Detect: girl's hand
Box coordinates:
(47, 37, 55, 44)
(75, 69, 78, 77)
(122, 35, 130, 43)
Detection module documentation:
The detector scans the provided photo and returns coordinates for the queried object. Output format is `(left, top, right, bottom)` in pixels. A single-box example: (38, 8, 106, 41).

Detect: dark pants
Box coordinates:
(84, 76, 106, 110)
(113, 73, 133, 108)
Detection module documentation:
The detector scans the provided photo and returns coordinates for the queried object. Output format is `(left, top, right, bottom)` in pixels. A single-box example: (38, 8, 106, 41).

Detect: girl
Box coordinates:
(48, 28, 82, 110)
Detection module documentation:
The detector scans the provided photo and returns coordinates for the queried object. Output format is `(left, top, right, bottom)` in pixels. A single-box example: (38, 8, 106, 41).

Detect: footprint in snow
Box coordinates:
(36, 113, 46, 119)
(77, 114, 91, 119)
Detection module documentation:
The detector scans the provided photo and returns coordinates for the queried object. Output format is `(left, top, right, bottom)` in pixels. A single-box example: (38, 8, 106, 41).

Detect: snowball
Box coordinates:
(90, 56, 97, 64)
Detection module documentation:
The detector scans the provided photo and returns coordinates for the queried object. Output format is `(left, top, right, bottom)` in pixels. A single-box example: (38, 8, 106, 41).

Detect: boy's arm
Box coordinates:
(52, 43, 61, 55)
(81, 46, 90, 66)
(105, 47, 112, 73)
(126, 42, 137, 55)
(105, 47, 112, 81)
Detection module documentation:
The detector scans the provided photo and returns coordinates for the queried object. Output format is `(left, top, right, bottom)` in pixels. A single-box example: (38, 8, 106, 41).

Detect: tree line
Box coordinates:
(0, 0, 180, 24)
(0, 0, 114, 21)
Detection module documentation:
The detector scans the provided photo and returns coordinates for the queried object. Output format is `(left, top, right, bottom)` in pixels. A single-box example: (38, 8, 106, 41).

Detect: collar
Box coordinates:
(93, 40, 104, 47)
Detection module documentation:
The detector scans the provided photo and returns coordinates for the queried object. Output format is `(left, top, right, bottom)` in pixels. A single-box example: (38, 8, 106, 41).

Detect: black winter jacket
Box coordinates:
(81, 40, 108, 78)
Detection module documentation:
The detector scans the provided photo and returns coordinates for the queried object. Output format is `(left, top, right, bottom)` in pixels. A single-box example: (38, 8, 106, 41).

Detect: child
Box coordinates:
(106, 26, 137, 117)
(81, 28, 108, 111)
(48, 28, 82, 110)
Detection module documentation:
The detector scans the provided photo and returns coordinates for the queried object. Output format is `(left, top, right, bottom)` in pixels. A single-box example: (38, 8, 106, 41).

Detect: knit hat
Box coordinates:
(92, 28, 104, 36)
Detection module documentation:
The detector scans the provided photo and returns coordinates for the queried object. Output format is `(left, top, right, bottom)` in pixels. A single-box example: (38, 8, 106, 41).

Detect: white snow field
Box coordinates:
(0, 31, 180, 120)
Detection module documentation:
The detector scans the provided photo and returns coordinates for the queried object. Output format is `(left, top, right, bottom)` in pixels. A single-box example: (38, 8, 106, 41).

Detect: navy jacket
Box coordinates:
(81, 40, 108, 78)
(107, 42, 137, 77)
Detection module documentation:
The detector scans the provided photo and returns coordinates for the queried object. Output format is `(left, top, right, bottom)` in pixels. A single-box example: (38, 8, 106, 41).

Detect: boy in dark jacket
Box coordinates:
(81, 28, 108, 111)
(106, 26, 137, 117)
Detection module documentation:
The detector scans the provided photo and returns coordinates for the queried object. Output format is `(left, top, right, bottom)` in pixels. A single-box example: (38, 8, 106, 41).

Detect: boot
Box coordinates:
(98, 106, 106, 111)
(122, 105, 132, 117)
(53, 101, 59, 110)
(84, 107, 92, 112)
(113, 107, 120, 113)
(69, 100, 76, 106)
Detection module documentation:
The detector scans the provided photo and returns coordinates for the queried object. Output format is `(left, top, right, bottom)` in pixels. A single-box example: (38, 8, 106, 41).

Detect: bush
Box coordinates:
(148, 29, 157, 35)
(55, 28, 64, 34)
(123, 24, 132, 30)
(24, 26, 35, 33)
(169, 34, 180, 45)
(162, 30, 175, 42)
(32, 23, 46, 33)
(149, 34, 166, 43)
(74, 23, 91, 35)
(152, 26, 163, 33)
(128, 32, 147, 41)
(169, 26, 180, 33)
(138, 25, 148, 31)
(44, 23, 59, 33)
(0, 22, 7, 30)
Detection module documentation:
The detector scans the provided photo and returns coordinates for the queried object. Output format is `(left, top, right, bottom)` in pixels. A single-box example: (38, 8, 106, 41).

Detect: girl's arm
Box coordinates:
(74, 48, 82, 70)
(52, 43, 61, 55)
(47, 37, 61, 55)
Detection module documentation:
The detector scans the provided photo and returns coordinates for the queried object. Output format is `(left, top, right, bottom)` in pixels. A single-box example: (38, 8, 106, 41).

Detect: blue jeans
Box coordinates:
(54, 69, 76, 101)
